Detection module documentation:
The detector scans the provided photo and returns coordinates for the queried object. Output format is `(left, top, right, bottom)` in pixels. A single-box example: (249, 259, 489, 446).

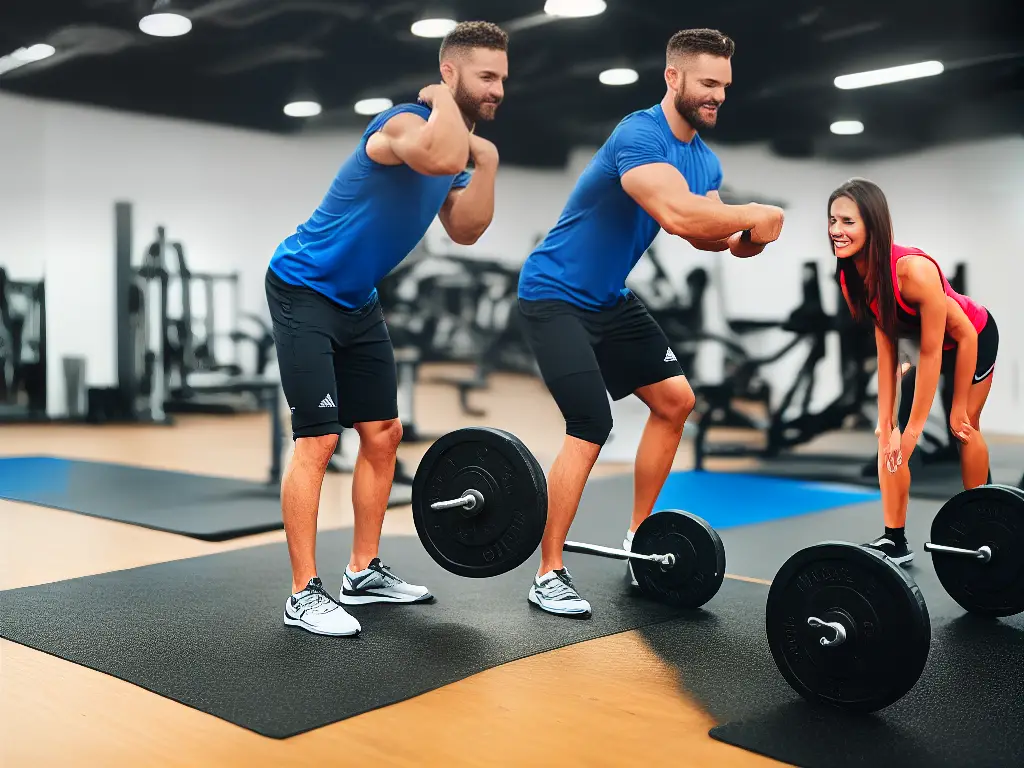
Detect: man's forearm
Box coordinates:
(906, 351, 942, 436)
(446, 164, 496, 243)
(666, 199, 758, 241)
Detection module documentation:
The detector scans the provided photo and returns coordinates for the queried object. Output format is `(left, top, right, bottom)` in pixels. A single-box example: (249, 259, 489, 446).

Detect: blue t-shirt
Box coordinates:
(270, 103, 471, 309)
(518, 104, 723, 310)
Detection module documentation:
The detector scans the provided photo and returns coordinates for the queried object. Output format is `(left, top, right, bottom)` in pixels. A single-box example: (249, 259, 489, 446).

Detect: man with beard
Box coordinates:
(266, 21, 507, 637)
(517, 28, 785, 618)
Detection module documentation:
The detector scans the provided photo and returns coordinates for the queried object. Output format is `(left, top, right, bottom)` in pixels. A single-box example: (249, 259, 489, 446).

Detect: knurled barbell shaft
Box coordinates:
(923, 542, 993, 562)
(564, 540, 676, 568)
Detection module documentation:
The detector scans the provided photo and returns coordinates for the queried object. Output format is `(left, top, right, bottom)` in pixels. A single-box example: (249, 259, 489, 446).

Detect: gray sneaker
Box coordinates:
(339, 558, 433, 605)
(528, 568, 592, 618)
(283, 577, 361, 636)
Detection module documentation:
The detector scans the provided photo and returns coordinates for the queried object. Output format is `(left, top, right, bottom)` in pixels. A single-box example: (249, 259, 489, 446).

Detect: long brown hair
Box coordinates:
(830, 178, 898, 353)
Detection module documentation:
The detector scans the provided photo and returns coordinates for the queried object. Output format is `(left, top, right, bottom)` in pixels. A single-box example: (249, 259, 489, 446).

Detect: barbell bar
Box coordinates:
(923, 542, 993, 562)
(428, 486, 679, 568)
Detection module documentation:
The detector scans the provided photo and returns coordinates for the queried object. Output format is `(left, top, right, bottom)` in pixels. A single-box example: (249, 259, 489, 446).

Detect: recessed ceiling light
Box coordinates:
(411, 18, 458, 38)
(834, 60, 943, 89)
(354, 98, 394, 115)
(15, 44, 56, 62)
(0, 44, 56, 76)
(599, 68, 638, 85)
(544, 0, 607, 18)
(139, 13, 193, 37)
(830, 120, 864, 135)
(284, 101, 322, 118)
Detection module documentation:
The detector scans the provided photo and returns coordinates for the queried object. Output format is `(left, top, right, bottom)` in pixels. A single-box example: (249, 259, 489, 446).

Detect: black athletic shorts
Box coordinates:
(518, 292, 683, 401)
(941, 310, 999, 384)
(265, 267, 398, 439)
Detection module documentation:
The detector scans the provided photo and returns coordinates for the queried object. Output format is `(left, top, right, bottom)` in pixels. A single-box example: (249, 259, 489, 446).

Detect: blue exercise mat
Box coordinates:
(651, 470, 880, 530)
(0, 456, 284, 540)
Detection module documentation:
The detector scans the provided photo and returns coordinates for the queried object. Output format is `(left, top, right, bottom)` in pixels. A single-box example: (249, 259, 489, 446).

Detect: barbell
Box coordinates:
(409, 425, 1024, 714)
(410, 426, 727, 609)
(766, 482, 1024, 713)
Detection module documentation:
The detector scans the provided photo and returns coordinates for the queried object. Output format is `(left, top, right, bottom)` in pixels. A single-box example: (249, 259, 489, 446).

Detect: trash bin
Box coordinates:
(63, 356, 87, 418)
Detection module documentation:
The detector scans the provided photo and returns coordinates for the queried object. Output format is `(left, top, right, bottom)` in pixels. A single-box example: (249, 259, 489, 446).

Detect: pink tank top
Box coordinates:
(841, 244, 988, 350)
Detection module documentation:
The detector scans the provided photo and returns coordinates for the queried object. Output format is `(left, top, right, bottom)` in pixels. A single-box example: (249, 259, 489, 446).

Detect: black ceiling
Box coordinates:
(2, 0, 1021, 167)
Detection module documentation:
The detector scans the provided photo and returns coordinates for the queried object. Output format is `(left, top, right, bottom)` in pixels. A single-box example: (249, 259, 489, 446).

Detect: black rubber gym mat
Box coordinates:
(0, 456, 284, 540)
(0, 520, 697, 739)
(691, 497, 1024, 768)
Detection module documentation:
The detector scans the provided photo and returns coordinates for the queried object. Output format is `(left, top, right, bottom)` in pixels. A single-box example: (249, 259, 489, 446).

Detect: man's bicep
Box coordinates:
(370, 112, 445, 173)
(620, 163, 691, 211)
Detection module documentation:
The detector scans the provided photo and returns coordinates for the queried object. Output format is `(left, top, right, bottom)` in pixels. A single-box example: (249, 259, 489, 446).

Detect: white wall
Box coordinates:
(0, 95, 47, 281)
(3, 89, 1020, 433)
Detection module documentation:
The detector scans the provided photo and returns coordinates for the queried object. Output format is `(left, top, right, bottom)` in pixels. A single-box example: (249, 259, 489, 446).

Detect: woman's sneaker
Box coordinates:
(528, 568, 592, 618)
(283, 577, 361, 636)
(863, 536, 914, 567)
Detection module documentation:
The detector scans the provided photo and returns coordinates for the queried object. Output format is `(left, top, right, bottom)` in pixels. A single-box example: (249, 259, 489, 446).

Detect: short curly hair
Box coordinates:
(666, 28, 735, 62)
(439, 21, 509, 63)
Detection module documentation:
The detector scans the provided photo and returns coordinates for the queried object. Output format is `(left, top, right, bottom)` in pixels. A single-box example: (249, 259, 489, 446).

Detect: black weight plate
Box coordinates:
(930, 485, 1024, 617)
(766, 542, 931, 713)
(412, 427, 547, 578)
(631, 510, 726, 609)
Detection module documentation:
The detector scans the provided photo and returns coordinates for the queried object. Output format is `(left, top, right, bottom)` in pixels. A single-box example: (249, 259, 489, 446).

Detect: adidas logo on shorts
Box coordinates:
(664, 348, 677, 363)
(319, 394, 337, 408)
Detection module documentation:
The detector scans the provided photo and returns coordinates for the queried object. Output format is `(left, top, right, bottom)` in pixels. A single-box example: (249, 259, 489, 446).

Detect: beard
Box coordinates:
(452, 78, 501, 122)
(673, 88, 720, 132)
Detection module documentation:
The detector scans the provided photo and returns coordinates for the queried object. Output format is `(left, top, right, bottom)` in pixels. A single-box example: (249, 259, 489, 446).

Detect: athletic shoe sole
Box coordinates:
(338, 591, 434, 605)
(283, 611, 361, 637)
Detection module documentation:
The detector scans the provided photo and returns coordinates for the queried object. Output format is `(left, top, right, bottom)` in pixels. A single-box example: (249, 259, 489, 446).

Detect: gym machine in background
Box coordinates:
(689, 260, 878, 468)
(0, 267, 46, 422)
(103, 201, 283, 486)
(161, 240, 275, 415)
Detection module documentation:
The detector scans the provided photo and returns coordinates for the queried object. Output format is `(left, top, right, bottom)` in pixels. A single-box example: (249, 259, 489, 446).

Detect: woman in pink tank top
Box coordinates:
(829, 178, 1000, 567)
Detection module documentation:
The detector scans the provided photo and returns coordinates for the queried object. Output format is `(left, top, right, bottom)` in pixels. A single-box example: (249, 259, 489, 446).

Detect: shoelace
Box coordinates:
(295, 587, 335, 612)
(369, 561, 401, 587)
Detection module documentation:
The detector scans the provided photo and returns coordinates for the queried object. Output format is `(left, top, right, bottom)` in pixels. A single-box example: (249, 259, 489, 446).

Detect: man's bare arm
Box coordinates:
(620, 164, 781, 242)
(365, 89, 469, 176)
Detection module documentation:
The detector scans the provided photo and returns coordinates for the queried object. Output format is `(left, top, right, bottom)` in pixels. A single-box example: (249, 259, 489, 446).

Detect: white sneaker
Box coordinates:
(283, 577, 361, 636)
(339, 558, 433, 605)
(528, 568, 592, 618)
(624, 529, 638, 587)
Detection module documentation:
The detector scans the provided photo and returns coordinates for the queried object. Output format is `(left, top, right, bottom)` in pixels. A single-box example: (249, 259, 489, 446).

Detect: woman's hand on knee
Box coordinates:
(949, 409, 974, 444)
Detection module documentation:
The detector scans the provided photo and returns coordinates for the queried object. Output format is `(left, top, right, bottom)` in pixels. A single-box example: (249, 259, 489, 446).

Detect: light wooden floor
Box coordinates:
(9, 363, 975, 768)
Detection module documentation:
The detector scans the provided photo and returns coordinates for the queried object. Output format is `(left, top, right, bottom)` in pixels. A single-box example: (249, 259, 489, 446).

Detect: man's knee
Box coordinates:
(650, 378, 696, 427)
(566, 409, 613, 447)
(294, 432, 340, 468)
(355, 418, 403, 456)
